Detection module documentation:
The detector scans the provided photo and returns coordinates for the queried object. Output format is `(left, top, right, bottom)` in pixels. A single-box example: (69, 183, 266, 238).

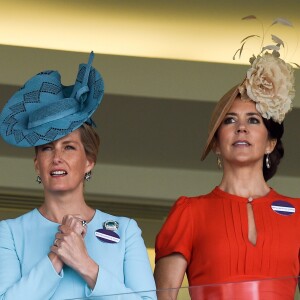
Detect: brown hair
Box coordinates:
(78, 123, 100, 164)
(262, 119, 284, 181)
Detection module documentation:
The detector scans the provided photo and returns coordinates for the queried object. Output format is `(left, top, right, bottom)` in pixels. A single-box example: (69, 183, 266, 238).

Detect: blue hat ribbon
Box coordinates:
(73, 51, 94, 110)
(28, 52, 95, 129)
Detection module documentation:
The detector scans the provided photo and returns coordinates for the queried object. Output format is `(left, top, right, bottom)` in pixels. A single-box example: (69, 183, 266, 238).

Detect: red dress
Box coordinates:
(155, 187, 300, 299)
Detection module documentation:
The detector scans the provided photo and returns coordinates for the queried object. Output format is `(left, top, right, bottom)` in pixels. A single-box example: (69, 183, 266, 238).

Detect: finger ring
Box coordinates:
(54, 238, 58, 246)
(81, 220, 87, 227)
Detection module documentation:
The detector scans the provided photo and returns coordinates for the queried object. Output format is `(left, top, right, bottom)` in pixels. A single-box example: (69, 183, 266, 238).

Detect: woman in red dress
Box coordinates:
(154, 37, 299, 299)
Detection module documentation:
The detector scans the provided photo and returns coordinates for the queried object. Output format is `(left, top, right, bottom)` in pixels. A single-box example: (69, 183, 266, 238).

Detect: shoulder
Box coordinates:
(162, 190, 215, 223)
(270, 189, 300, 202)
(0, 210, 38, 246)
(0, 209, 38, 230)
(173, 189, 216, 208)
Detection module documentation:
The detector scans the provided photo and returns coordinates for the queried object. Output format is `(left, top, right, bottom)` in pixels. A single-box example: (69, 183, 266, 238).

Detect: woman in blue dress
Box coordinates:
(0, 52, 156, 300)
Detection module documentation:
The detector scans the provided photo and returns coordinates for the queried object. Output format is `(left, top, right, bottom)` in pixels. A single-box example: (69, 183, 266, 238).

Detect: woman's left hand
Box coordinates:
(51, 219, 99, 289)
(61, 214, 87, 237)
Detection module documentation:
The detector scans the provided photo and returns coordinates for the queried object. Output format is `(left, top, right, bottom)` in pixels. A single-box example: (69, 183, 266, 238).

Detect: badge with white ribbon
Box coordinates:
(271, 200, 295, 216)
(95, 229, 120, 243)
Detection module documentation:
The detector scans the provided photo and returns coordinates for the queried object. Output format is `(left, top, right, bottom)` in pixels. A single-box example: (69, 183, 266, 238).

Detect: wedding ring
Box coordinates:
(54, 238, 58, 247)
(81, 220, 87, 227)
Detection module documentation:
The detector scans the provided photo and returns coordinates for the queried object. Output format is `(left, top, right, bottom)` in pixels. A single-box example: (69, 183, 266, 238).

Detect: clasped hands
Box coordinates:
(50, 215, 90, 272)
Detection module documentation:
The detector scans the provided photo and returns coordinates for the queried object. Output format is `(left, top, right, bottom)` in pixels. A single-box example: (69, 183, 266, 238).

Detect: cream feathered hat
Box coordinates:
(201, 16, 297, 160)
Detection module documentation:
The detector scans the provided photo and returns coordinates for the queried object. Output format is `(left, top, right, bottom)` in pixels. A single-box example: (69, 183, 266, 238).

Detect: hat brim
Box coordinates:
(201, 82, 244, 160)
(0, 62, 104, 147)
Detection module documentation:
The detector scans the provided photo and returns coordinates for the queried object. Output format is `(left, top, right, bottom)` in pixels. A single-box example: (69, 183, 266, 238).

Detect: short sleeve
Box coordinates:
(155, 196, 193, 264)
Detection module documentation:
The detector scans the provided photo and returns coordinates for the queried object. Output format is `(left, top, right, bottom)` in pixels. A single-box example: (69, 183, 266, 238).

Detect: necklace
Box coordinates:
(247, 196, 253, 204)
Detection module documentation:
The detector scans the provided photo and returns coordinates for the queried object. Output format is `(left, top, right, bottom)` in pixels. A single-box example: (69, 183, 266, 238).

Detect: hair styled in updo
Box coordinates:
(262, 118, 284, 181)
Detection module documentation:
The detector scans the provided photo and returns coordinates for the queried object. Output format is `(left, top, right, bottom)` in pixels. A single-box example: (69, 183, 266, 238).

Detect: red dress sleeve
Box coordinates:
(298, 250, 300, 276)
(155, 196, 193, 264)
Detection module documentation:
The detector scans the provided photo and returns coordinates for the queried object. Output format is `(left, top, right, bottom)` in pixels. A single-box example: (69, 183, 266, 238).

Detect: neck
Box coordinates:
(39, 191, 94, 223)
(218, 164, 270, 199)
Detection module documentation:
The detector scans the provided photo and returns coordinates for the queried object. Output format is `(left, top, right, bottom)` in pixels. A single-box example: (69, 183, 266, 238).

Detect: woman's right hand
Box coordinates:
(49, 214, 87, 274)
(51, 220, 99, 289)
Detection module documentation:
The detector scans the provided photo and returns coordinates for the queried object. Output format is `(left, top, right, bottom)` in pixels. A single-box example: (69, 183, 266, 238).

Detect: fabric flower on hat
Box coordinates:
(234, 16, 298, 124)
(201, 16, 298, 160)
(239, 52, 295, 123)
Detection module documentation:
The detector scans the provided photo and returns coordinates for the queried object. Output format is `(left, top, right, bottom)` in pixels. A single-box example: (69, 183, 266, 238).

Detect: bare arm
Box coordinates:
(154, 253, 187, 300)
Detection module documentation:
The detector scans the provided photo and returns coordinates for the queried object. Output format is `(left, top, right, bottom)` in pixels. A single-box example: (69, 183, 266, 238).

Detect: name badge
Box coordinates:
(95, 229, 120, 243)
(271, 200, 295, 216)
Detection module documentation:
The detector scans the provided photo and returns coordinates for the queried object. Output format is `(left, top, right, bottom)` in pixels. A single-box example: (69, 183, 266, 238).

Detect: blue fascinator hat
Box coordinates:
(0, 51, 104, 147)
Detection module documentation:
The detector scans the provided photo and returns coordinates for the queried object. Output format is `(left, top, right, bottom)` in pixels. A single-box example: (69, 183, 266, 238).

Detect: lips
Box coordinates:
(233, 140, 251, 146)
(50, 170, 68, 176)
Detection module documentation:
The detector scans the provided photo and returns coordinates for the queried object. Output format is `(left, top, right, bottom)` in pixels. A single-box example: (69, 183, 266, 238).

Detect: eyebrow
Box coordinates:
(39, 140, 79, 147)
(61, 140, 80, 145)
(225, 112, 261, 117)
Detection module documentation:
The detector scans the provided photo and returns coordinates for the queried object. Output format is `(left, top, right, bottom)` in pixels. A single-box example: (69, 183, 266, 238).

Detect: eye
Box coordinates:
(248, 117, 260, 124)
(40, 145, 52, 151)
(223, 117, 236, 124)
(65, 145, 76, 150)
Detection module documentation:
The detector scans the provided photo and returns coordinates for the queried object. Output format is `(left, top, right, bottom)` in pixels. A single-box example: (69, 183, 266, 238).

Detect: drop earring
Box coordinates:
(216, 155, 222, 169)
(266, 153, 271, 169)
(36, 175, 42, 184)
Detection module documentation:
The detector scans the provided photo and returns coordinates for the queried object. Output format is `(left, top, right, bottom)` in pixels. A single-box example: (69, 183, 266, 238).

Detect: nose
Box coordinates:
(235, 122, 248, 134)
(53, 149, 63, 164)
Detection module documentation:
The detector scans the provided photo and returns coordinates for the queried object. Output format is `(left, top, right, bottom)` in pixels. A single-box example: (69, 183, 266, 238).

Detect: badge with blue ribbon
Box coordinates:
(271, 200, 295, 216)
